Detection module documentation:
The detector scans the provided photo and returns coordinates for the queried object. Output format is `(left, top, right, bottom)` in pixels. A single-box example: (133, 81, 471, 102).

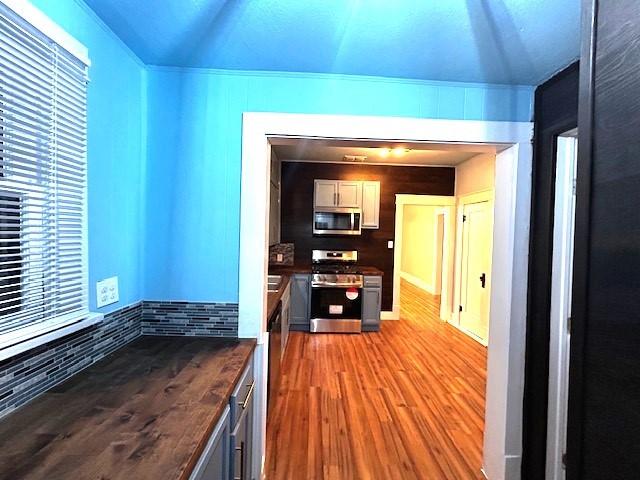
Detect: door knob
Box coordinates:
(480, 273, 486, 288)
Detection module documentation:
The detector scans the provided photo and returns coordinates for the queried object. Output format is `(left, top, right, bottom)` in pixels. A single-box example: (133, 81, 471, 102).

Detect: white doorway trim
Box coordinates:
(452, 188, 495, 346)
(393, 195, 455, 322)
(239, 112, 533, 480)
(546, 132, 578, 480)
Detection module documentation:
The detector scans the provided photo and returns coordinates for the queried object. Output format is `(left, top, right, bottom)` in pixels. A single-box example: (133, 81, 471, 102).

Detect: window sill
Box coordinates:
(0, 313, 104, 362)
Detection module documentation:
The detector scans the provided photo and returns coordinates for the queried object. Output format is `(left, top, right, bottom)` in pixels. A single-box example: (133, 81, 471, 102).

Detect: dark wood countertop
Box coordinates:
(266, 274, 290, 320)
(268, 264, 312, 275)
(268, 265, 383, 276)
(0, 336, 256, 480)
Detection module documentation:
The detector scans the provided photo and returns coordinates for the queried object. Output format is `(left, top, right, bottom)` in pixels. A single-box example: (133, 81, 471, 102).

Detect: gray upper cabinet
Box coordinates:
(313, 179, 379, 228)
(361, 181, 380, 229)
(269, 157, 281, 246)
(314, 180, 362, 208)
(290, 274, 310, 329)
(314, 180, 338, 208)
(362, 276, 382, 332)
(190, 406, 231, 480)
(336, 181, 361, 207)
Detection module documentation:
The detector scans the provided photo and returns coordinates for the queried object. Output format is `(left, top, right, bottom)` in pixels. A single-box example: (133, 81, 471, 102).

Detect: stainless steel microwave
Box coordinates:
(313, 207, 362, 235)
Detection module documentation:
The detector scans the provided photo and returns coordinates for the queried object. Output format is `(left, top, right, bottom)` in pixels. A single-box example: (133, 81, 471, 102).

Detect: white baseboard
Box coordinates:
(381, 310, 399, 320)
(400, 271, 435, 294)
(447, 317, 488, 347)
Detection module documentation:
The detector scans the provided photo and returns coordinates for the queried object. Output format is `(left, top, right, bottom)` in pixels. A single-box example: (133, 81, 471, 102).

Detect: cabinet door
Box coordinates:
(314, 180, 337, 207)
(269, 182, 280, 246)
(361, 181, 380, 228)
(190, 406, 231, 480)
(337, 181, 362, 207)
(281, 287, 290, 357)
(290, 274, 310, 326)
(230, 388, 254, 480)
(362, 285, 382, 331)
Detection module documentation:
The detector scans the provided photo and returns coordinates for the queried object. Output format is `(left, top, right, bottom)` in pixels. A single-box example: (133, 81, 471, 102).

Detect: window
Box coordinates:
(0, 2, 92, 356)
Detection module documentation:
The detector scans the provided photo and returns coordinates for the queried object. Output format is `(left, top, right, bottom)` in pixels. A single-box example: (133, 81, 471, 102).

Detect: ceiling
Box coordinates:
(270, 138, 496, 166)
(84, 0, 580, 85)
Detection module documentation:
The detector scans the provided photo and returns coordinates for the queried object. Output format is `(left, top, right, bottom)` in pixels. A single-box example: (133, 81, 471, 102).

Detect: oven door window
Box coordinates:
(311, 288, 362, 319)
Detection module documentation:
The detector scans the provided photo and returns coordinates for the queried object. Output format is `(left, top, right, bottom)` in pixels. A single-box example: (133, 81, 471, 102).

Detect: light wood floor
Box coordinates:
(265, 280, 487, 479)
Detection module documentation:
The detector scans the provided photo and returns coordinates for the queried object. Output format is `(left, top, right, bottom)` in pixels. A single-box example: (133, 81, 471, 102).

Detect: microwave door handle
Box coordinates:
(351, 212, 354, 230)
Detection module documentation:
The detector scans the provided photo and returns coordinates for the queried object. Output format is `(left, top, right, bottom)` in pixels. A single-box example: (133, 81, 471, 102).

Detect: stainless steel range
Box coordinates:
(310, 250, 363, 333)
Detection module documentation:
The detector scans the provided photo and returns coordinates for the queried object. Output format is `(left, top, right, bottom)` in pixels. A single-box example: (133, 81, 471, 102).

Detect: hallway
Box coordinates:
(265, 280, 488, 479)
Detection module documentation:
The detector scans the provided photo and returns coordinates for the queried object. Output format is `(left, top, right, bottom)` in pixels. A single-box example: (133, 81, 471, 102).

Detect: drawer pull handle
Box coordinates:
(234, 441, 244, 480)
(239, 381, 255, 410)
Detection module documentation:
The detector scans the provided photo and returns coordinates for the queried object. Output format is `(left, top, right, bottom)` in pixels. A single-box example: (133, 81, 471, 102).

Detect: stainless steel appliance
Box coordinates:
(310, 250, 363, 333)
(313, 207, 362, 236)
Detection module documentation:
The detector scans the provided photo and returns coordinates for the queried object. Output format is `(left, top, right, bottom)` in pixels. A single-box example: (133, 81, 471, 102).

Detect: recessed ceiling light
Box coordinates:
(379, 148, 391, 158)
(392, 147, 409, 157)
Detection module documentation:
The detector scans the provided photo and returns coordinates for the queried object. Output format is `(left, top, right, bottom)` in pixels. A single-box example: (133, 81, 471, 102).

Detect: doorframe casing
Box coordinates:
(392, 194, 455, 322)
(239, 112, 533, 480)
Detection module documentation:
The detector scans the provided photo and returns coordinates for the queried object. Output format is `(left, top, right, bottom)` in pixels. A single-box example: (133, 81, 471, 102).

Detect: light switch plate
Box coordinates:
(276, 253, 284, 262)
(387, 240, 394, 249)
(96, 276, 119, 308)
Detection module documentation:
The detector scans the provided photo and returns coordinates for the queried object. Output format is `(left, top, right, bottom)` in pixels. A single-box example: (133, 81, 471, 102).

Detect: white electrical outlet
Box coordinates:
(96, 276, 119, 308)
(276, 253, 284, 263)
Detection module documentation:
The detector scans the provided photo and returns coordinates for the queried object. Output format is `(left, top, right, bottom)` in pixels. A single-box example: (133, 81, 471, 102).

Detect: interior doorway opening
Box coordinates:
(239, 113, 533, 480)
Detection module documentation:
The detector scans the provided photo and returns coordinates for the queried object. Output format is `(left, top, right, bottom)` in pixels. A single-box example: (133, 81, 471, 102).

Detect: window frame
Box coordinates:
(0, 0, 101, 362)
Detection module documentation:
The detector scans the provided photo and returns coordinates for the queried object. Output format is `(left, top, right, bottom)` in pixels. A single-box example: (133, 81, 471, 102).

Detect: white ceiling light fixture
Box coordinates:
(392, 147, 410, 157)
(379, 148, 391, 158)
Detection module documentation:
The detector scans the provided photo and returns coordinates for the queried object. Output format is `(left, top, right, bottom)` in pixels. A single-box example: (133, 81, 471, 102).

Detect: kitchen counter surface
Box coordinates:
(266, 274, 290, 320)
(0, 336, 256, 480)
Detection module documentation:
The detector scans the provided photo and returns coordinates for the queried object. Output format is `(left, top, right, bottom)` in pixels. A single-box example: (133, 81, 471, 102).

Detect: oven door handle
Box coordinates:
(312, 282, 363, 288)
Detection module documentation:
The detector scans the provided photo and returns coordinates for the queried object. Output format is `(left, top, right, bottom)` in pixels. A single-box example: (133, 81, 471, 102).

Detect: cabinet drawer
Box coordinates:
(363, 276, 382, 287)
(230, 361, 255, 428)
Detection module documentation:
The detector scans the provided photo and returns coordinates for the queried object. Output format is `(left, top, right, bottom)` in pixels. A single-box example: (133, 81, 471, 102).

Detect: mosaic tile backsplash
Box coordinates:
(0, 299, 240, 419)
(0, 302, 142, 419)
(141, 301, 239, 337)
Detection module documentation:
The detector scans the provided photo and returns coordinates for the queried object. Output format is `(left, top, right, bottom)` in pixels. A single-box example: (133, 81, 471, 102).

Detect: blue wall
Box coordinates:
(30, 0, 147, 313)
(24, 2, 535, 308)
(144, 67, 533, 302)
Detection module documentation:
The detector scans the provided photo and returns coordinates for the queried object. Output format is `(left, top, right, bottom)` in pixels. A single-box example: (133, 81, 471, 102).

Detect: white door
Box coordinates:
(546, 133, 578, 480)
(336, 181, 361, 207)
(459, 201, 493, 342)
(314, 180, 337, 207)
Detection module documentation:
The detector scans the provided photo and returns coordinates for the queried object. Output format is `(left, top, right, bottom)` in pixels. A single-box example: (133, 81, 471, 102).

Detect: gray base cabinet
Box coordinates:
(230, 361, 255, 480)
(190, 406, 231, 480)
(281, 282, 291, 357)
(362, 276, 382, 331)
(190, 353, 255, 480)
(289, 274, 311, 331)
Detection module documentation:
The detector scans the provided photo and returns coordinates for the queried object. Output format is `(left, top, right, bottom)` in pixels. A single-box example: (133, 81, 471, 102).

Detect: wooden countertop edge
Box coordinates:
(179, 339, 257, 480)
(266, 274, 290, 320)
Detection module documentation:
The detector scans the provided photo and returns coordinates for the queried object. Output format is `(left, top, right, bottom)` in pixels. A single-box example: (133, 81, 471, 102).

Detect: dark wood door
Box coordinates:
(568, 0, 640, 478)
(523, 62, 579, 480)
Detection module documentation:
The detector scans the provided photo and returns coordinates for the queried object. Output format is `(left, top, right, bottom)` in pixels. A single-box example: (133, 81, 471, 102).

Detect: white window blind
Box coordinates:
(0, 3, 90, 349)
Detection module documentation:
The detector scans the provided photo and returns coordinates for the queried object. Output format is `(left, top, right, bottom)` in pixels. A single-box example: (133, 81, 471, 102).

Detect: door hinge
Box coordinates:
(562, 452, 568, 469)
(459, 305, 463, 312)
(567, 316, 572, 333)
(463, 214, 467, 222)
